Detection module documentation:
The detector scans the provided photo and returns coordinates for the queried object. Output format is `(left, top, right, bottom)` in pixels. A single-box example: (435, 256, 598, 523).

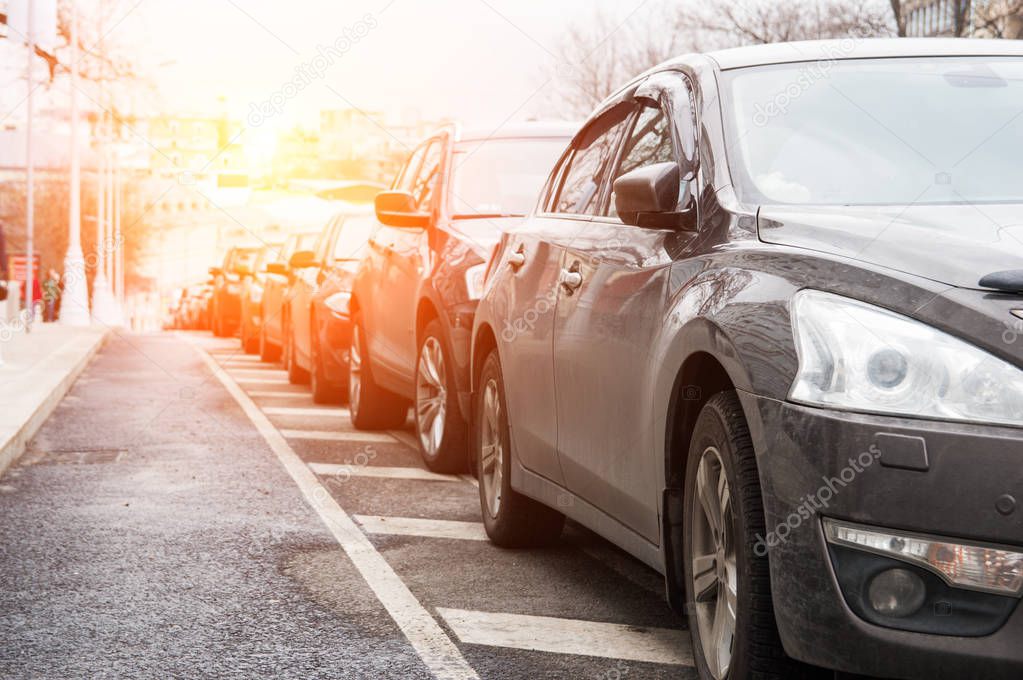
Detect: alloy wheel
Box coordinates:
(415, 337, 447, 457)
(691, 446, 737, 680)
(479, 377, 504, 518)
(349, 327, 362, 413)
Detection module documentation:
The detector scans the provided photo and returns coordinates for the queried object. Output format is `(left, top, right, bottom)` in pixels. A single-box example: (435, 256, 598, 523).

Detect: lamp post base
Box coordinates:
(59, 251, 91, 326)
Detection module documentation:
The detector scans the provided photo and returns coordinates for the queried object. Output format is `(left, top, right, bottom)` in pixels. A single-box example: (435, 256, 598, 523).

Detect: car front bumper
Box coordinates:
(738, 391, 1023, 679)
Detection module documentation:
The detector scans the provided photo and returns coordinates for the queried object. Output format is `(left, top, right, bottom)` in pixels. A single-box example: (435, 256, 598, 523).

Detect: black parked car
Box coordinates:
(348, 122, 576, 471)
(469, 39, 1023, 680)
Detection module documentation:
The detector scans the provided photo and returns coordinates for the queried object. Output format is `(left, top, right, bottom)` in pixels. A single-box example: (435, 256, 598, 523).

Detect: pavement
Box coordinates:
(0, 331, 696, 680)
(0, 322, 109, 479)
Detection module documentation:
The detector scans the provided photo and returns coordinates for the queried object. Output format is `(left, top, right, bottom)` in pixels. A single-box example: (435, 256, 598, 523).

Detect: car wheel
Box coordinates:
(683, 391, 803, 680)
(414, 320, 469, 472)
(475, 349, 565, 547)
(212, 301, 225, 337)
(348, 312, 408, 430)
(310, 321, 342, 404)
(286, 324, 309, 385)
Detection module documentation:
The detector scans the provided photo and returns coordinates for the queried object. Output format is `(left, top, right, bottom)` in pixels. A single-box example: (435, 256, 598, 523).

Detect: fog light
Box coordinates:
(868, 568, 926, 617)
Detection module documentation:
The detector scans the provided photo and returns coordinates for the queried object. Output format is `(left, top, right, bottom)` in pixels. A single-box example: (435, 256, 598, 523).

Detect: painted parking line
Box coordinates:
(388, 429, 418, 450)
(228, 368, 288, 376)
(248, 391, 310, 399)
(235, 378, 290, 385)
(436, 608, 693, 666)
(263, 406, 350, 417)
(310, 463, 460, 482)
(192, 341, 480, 680)
(281, 429, 395, 444)
(355, 515, 488, 541)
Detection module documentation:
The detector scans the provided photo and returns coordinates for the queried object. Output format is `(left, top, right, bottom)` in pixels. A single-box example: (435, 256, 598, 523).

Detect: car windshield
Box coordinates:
(450, 137, 569, 217)
(722, 57, 1023, 206)
(333, 216, 376, 261)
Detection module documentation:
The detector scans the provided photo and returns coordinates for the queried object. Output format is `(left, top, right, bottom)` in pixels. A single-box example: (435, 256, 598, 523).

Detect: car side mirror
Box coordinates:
(209, 266, 223, 276)
(375, 190, 430, 229)
(266, 262, 287, 276)
(614, 162, 696, 231)
(289, 250, 318, 269)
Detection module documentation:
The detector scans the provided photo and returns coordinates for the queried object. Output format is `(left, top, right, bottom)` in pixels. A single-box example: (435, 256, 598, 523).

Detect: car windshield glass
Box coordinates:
(333, 216, 376, 261)
(722, 57, 1023, 205)
(450, 138, 569, 218)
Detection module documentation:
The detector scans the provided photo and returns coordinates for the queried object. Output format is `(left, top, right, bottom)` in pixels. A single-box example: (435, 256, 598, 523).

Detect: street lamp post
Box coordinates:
(60, 0, 92, 327)
(25, 0, 34, 331)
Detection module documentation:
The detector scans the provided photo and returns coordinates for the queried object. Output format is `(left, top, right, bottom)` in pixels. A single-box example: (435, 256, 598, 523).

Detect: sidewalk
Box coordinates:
(0, 323, 109, 478)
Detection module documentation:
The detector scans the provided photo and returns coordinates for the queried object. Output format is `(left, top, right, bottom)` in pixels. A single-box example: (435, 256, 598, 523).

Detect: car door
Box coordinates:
(293, 218, 338, 368)
(552, 74, 701, 543)
(375, 137, 445, 391)
(362, 142, 428, 377)
(496, 105, 633, 485)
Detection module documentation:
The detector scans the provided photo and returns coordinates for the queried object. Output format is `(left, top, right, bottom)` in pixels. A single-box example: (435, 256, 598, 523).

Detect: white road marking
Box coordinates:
(248, 391, 310, 398)
(355, 516, 488, 541)
(192, 341, 479, 680)
(280, 429, 395, 444)
(229, 368, 288, 376)
(310, 463, 460, 482)
(388, 429, 418, 450)
(436, 608, 693, 666)
(263, 406, 350, 417)
(235, 378, 290, 385)
(459, 474, 479, 489)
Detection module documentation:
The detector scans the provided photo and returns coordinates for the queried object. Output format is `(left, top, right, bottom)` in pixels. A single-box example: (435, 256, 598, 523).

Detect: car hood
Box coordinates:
(444, 216, 526, 260)
(758, 204, 1023, 290)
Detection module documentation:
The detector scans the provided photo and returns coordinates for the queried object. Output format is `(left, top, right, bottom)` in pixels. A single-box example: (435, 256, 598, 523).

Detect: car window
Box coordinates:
(332, 215, 377, 261)
(606, 106, 676, 218)
(394, 144, 427, 193)
(553, 105, 631, 216)
(412, 140, 443, 209)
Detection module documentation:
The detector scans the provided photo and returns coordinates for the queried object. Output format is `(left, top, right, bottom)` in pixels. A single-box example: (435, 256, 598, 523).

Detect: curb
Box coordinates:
(0, 329, 110, 479)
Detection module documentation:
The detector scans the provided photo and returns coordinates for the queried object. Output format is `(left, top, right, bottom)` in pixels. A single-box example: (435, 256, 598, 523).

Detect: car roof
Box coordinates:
(455, 121, 579, 143)
(704, 37, 1023, 71)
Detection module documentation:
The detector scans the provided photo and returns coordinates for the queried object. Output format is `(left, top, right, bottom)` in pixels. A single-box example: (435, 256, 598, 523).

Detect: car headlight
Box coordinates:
(325, 291, 351, 317)
(790, 290, 1023, 427)
(464, 263, 487, 301)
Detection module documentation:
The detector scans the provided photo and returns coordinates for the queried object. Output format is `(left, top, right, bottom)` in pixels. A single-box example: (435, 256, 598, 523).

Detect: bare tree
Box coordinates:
(547, 0, 895, 116)
(683, 0, 892, 45)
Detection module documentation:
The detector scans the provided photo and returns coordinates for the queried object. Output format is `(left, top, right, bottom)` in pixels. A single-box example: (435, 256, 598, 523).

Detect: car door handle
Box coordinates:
(507, 246, 526, 270)
(559, 268, 583, 293)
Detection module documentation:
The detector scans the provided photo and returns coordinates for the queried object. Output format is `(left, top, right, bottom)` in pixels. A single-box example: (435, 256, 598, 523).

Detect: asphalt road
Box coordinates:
(0, 331, 695, 680)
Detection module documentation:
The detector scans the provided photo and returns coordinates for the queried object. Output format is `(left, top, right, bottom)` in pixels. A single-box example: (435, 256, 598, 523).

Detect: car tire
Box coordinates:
(414, 319, 469, 473)
(242, 319, 259, 354)
(348, 312, 408, 430)
(212, 302, 225, 338)
(310, 320, 343, 404)
(683, 391, 810, 680)
(475, 349, 564, 548)
(286, 324, 309, 385)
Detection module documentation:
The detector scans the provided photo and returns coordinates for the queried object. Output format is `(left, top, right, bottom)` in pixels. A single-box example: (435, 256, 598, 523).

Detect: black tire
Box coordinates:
(414, 319, 469, 473)
(286, 324, 309, 385)
(348, 312, 408, 430)
(310, 319, 343, 404)
(259, 319, 280, 362)
(682, 391, 807, 680)
(242, 318, 259, 354)
(212, 301, 226, 338)
(475, 349, 564, 548)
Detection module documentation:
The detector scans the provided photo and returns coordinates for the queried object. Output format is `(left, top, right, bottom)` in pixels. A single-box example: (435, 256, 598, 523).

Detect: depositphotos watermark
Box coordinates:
(247, 14, 378, 127)
(754, 443, 882, 556)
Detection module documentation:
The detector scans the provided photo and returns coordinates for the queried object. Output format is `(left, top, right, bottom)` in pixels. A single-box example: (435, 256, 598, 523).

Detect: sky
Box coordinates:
(0, 0, 660, 132)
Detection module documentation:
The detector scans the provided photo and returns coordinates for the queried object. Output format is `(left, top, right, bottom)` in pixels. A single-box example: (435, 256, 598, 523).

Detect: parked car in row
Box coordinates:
(285, 210, 378, 402)
(239, 242, 282, 354)
(209, 245, 261, 338)
(348, 122, 576, 471)
(259, 231, 318, 362)
(469, 39, 1023, 680)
